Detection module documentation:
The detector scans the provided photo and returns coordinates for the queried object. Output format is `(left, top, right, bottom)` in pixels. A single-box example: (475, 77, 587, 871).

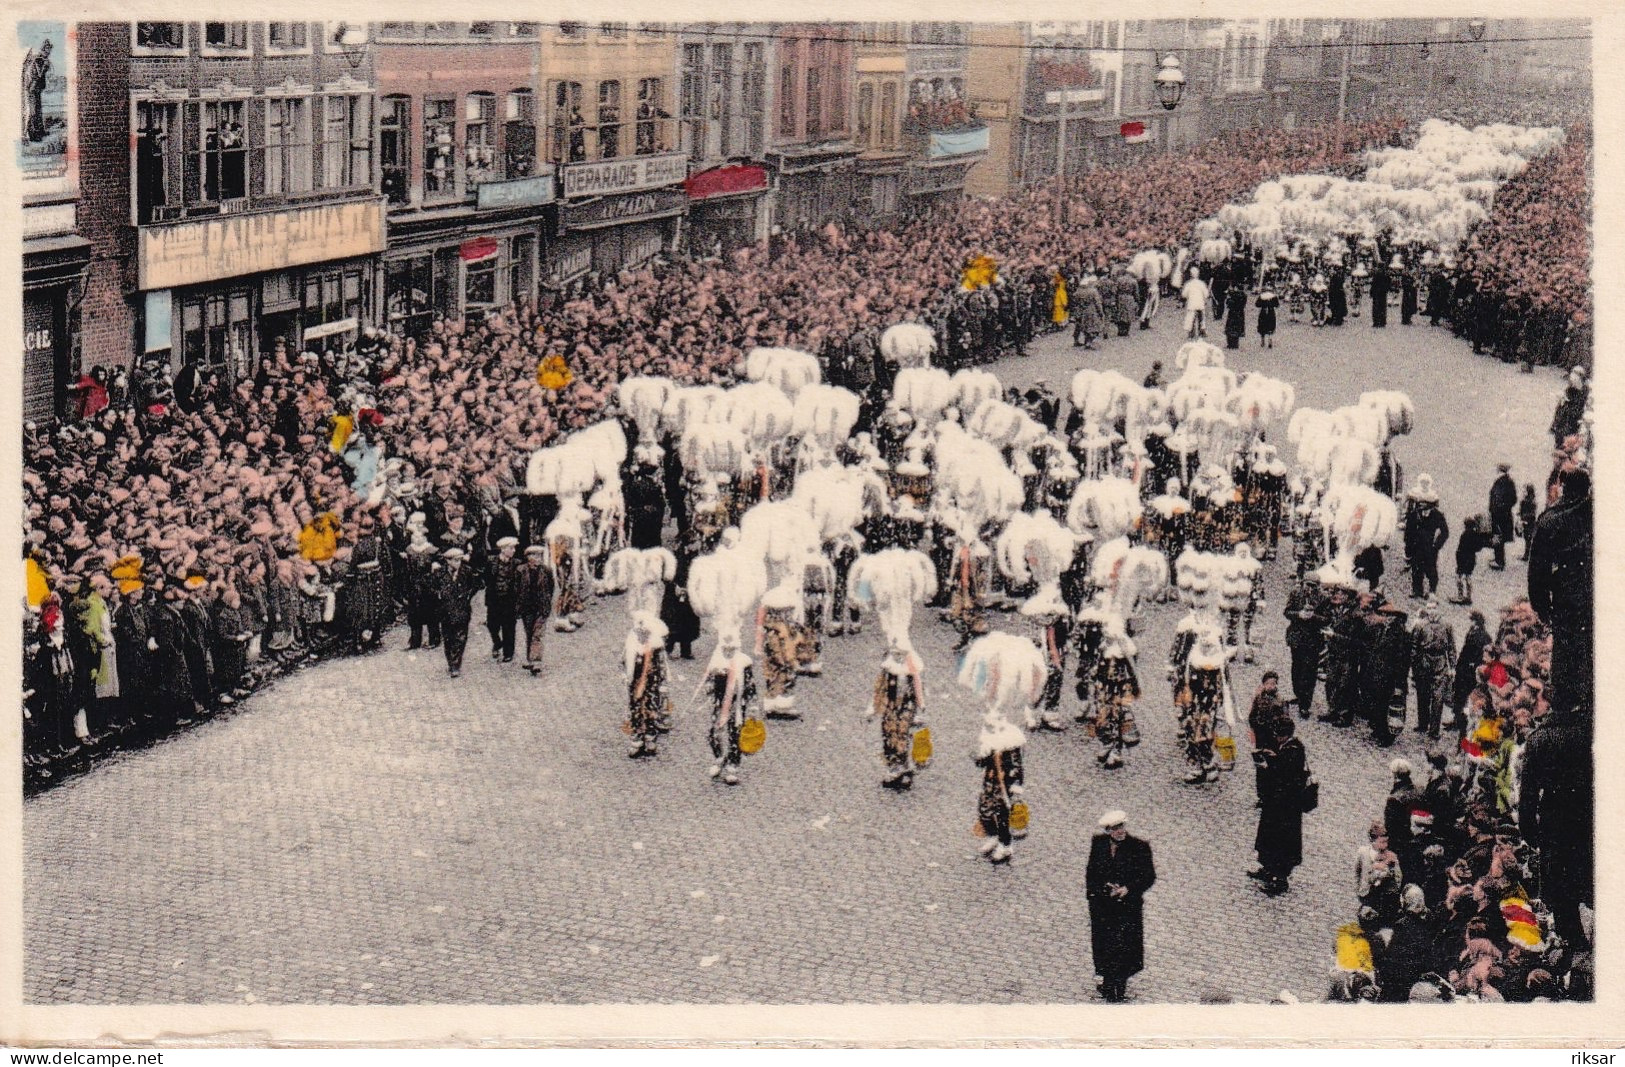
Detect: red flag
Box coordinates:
(1120, 121, 1145, 139)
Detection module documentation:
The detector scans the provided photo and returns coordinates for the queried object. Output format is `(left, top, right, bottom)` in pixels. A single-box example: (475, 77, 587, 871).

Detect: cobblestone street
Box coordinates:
(25, 307, 1562, 1005)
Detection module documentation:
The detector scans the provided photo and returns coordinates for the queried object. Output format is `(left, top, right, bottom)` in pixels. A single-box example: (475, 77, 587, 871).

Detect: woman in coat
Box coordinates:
(1250, 716, 1307, 895)
(1255, 284, 1279, 348)
(1086, 811, 1156, 1002)
(1223, 285, 1248, 349)
(1071, 275, 1105, 350)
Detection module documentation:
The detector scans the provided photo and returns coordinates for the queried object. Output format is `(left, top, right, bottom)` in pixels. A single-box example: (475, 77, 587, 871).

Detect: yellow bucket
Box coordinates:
(911, 727, 933, 767)
(1009, 801, 1030, 832)
(739, 718, 766, 755)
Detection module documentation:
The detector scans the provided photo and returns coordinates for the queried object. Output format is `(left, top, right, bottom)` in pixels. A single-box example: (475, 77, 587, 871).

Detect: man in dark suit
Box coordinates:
(1528, 467, 1592, 716)
(433, 547, 477, 678)
(1488, 462, 1518, 570)
(1086, 810, 1156, 1002)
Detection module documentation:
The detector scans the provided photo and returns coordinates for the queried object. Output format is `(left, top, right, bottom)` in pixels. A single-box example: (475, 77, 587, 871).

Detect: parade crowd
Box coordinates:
(20, 111, 1594, 1003)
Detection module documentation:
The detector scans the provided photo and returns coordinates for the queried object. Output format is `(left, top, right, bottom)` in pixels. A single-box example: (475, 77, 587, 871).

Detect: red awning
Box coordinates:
(685, 165, 769, 201)
(1120, 121, 1146, 139)
(459, 236, 500, 262)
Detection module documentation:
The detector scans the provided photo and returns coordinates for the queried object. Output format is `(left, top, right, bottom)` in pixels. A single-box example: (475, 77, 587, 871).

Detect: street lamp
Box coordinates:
(331, 21, 368, 69)
(1467, 18, 1487, 42)
(1154, 54, 1187, 111)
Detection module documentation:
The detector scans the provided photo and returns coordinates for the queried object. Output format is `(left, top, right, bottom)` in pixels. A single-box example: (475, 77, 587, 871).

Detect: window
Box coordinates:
(136, 22, 184, 49)
(599, 22, 627, 39)
(879, 82, 897, 149)
(636, 77, 665, 155)
(469, 22, 494, 36)
(385, 254, 436, 335)
(510, 22, 539, 37)
(805, 64, 823, 139)
(830, 57, 846, 132)
(423, 97, 456, 199)
(510, 234, 536, 304)
(857, 83, 874, 148)
(552, 81, 585, 163)
(378, 22, 417, 40)
(265, 98, 311, 195)
(681, 44, 705, 161)
(743, 43, 766, 156)
(320, 94, 371, 189)
(192, 100, 248, 205)
(205, 22, 249, 49)
(505, 90, 536, 177)
(268, 22, 308, 49)
(597, 80, 622, 159)
(708, 44, 731, 156)
(779, 52, 797, 138)
(558, 21, 583, 39)
(380, 96, 410, 204)
(464, 253, 498, 307)
(182, 289, 253, 377)
(637, 22, 663, 36)
(306, 267, 365, 333)
(135, 101, 180, 222)
(465, 92, 497, 186)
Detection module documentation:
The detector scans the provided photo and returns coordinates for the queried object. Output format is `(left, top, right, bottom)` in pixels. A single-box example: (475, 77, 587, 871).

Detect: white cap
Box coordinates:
(1098, 809, 1128, 829)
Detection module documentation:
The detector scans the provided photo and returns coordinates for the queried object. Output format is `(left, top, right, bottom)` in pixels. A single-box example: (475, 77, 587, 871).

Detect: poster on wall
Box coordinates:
(18, 21, 67, 178)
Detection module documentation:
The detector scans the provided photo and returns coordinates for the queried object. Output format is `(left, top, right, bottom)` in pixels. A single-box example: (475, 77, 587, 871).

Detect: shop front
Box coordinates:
(137, 199, 385, 379)
(382, 174, 554, 336)
(684, 164, 770, 255)
(766, 143, 861, 232)
(903, 124, 986, 215)
(22, 235, 90, 422)
(551, 153, 688, 285)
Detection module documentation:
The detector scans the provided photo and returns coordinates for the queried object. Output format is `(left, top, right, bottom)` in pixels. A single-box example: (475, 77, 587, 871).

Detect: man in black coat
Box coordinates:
(1528, 468, 1593, 716)
(624, 459, 667, 549)
(1086, 811, 1156, 1002)
(484, 537, 521, 663)
(1488, 463, 1517, 570)
(1369, 264, 1390, 328)
(1402, 484, 1450, 599)
(1519, 707, 1593, 955)
(1250, 715, 1307, 895)
(433, 547, 478, 678)
(1327, 265, 1348, 326)
(1550, 371, 1588, 447)
(1283, 575, 1325, 716)
(1450, 609, 1491, 736)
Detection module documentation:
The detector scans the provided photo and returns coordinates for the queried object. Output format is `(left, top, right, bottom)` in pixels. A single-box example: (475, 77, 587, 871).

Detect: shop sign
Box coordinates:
(624, 230, 665, 268)
(562, 151, 687, 198)
(559, 187, 688, 233)
(1044, 87, 1105, 106)
(138, 199, 385, 291)
(547, 242, 593, 285)
(475, 173, 557, 211)
(304, 316, 358, 341)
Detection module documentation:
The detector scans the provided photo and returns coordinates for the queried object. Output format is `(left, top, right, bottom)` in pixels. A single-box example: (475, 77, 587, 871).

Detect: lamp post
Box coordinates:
(1154, 53, 1187, 110)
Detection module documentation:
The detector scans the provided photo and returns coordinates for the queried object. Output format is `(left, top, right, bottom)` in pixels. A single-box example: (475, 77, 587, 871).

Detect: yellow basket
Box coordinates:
(1009, 801, 1030, 832)
(1214, 734, 1237, 769)
(739, 718, 766, 755)
(911, 727, 933, 767)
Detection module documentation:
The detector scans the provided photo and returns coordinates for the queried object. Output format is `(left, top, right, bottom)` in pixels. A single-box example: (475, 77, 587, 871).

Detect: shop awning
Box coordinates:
(685, 165, 769, 201)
